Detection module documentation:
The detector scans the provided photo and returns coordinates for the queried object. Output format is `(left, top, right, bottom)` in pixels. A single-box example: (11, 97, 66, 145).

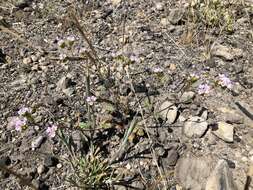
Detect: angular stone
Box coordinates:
(180, 91, 195, 103)
(218, 107, 244, 124)
(31, 136, 44, 150)
(205, 160, 237, 190)
(23, 57, 32, 64)
(183, 116, 208, 138)
(44, 156, 59, 167)
(166, 148, 179, 166)
(159, 101, 178, 124)
(169, 9, 184, 25)
(213, 122, 234, 143)
(175, 155, 213, 190)
(212, 44, 243, 61)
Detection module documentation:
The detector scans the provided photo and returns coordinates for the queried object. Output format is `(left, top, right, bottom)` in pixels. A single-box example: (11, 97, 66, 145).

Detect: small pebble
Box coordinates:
(56, 163, 62, 169)
(37, 164, 45, 175)
(23, 57, 32, 64)
(31, 136, 44, 150)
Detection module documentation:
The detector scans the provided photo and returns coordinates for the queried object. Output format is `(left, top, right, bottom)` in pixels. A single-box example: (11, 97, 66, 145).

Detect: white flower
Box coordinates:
(86, 96, 97, 105)
(153, 67, 163, 73)
(8, 117, 27, 131)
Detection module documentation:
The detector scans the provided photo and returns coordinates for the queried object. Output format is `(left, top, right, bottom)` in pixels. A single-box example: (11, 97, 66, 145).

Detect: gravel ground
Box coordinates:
(0, 0, 253, 189)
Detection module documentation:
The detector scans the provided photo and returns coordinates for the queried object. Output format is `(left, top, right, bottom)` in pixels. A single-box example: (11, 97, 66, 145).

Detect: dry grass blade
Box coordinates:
(110, 116, 138, 164)
(69, 10, 98, 60)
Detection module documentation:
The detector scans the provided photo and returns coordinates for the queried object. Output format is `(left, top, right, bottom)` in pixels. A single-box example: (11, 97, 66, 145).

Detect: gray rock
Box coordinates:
(131, 181, 145, 189)
(175, 155, 213, 190)
(44, 156, 59, 167)
(212, 44, 243, 61)
(200, 110, 208, 120)
(180, 91, 195, 103)
(205, 160, 237, 190)
(155, 146, 166, 157)
(212, 122, 234, 143)
(72, 131, 82, 151)
(159, 101, 178, 124)
(14, 0, 30, 9)
(37, 164, 45, 175)
(218, 107, 244, 124)
(169, 8, 184, 25)
(113, 185, 127, 190)
(183, 116, 208, 138)
(62, 87, 75, 97)
(0, 156, 11, 167)
(56, 76, 75, 96)
(56, 76, 72, 91)
(31, 136, 44, 150)
(166, 148, 179, 166)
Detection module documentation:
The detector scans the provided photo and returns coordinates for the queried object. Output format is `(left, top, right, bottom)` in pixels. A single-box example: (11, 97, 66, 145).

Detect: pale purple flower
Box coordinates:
(18, 107, 31, 116)
(218, 74, 233, 89)
(46, 125, 58, 138)
(8, 117, 27, 131)
(198, 84, 211, 95)
(86, 96, 97, 105)
(153, 67, 164, 73)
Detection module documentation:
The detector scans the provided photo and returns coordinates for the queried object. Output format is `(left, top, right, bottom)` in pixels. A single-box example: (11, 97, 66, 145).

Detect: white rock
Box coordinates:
(212, 122, 234, 142)
(183, 116, 208, 138)
(159, 101, 178, 124)
(31, 55, 39, 62)
(155, 2, 164, 11)
(37, 164, 45, 175)
(111, 0, 121, 6)
(23, 57, 32, 64)
(56, 163, 62, 169)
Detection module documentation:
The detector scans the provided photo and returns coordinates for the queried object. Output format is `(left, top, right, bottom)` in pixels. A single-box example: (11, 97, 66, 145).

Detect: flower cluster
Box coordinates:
(198, 84, 211, 95)
(46, 125, 58, 138)
(218, 74, 233, 89)
(194, 73, 233, 95)
(8, 107, 31, 131)
(8, 106, 59, 139)
(86, 96, 97, 106)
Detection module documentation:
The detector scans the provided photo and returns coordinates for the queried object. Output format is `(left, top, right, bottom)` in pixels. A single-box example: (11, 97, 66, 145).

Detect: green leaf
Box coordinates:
(79, 122, 90, 129)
